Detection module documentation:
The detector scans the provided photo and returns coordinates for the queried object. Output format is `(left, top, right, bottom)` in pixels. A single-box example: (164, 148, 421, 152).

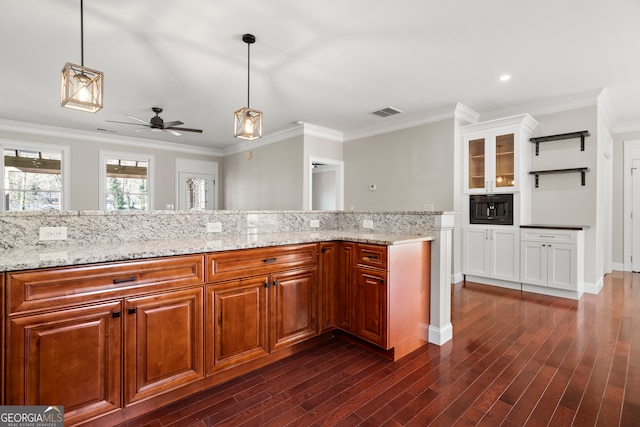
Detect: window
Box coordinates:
(2, 143, 69, 211)
(100, 151, 154, 210)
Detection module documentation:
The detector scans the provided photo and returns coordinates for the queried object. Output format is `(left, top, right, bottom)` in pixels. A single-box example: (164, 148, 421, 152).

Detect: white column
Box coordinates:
(428, 213, 455, 345)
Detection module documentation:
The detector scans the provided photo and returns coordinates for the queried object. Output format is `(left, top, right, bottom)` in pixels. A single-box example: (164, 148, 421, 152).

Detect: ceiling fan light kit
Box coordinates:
(234, 33, 263, 141)
(61, 0, 104, 113)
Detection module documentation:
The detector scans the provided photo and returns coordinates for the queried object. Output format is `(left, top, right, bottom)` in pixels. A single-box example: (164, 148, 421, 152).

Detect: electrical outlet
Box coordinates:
(39, 226, 68, 241)
(207, 222, 222, 233)
(310, 219, 320, 228)
(363, 220, 373, 229)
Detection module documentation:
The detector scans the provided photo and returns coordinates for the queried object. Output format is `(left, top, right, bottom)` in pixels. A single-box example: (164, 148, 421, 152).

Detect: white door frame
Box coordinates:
(175, 158, 218, 210)
(307, 156, 344, 210)
(624, 139, 640, 271)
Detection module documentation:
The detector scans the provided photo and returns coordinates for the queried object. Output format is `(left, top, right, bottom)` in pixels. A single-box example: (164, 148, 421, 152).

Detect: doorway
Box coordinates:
(624, 140, 640, 271)
(175, 158, 218, 210)
(308, 156, 344, 210)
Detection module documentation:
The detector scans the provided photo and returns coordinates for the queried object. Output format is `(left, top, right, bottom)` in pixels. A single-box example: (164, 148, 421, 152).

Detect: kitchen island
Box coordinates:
(0, 210, 455, 426)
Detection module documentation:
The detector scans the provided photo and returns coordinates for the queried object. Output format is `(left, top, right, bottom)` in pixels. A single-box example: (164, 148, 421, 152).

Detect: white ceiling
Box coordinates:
(1, 0, 639, 152)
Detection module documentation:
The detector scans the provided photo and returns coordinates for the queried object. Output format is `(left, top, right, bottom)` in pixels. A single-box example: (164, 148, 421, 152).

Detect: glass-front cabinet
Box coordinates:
(462, 115, 537, 194)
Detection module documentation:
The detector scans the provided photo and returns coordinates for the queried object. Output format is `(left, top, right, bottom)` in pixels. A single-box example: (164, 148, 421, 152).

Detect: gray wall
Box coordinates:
(0, 128, 222, 211)
(223, 136, 304, 210)
(343, 118, 455, 211)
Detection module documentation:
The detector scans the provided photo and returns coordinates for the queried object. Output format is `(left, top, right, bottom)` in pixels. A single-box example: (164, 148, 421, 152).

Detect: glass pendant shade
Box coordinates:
(234, 107, 263, 140)
(61, 62, 104, 112)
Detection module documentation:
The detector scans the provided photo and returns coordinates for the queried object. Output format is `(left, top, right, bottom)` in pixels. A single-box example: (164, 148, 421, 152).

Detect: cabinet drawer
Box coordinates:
(356, 244, 387, 270)
(207, 244, 317, 283)
(7, 255, 205, 315)
(520, 229, 577, 244)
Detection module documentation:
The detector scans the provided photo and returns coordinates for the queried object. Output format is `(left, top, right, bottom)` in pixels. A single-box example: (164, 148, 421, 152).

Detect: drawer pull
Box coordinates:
(364, 254, 378, 260)
(263, 258, 277, 264)
(113, 276, 136, 284)
(112, 311, 121, 318)
(538, 235, 556, 238)
(128, 307, 137, 315)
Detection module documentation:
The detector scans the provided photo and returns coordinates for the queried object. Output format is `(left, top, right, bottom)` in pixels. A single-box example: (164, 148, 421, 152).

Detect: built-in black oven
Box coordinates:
(469, 193, 513, 225)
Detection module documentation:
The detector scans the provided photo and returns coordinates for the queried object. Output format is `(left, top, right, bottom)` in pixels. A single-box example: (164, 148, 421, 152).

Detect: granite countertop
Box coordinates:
(0, 230, 434, 272)
(520, 224, 590, 231)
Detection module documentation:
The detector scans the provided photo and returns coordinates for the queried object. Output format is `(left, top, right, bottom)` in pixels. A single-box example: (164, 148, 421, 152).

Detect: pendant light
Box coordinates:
(234, 34, 262, 140)
(61, 0, 104, 113)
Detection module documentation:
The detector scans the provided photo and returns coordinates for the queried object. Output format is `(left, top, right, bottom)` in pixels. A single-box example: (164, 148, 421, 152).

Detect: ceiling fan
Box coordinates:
(107, 107, 203, 136)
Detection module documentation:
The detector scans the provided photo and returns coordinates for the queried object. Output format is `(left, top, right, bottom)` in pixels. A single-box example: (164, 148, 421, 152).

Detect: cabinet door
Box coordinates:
(319, 242, 337, 333)
(462, 227, 490, 276)
(206, 276, 268, 373)
(125, 287, 204, 405)
(338, 242, 356, 332)
(494, 132, 515, 190)
(520, 241, 547, 286)
(466, 135, 487, 192)
(271, 267, 318, 351)
(7, 301, 122, 425)
(354, 267, 388, 348)
(490, 228, 519, 282)
(547, 243, 577, 290)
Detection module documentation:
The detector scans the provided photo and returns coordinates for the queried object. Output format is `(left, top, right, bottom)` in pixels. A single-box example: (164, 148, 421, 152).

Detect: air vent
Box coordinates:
(371, 106, 403, 118)
(96, 127, 118, 133)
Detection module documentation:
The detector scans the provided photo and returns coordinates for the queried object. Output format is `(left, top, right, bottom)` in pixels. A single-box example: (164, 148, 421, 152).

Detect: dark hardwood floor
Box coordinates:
(118, 271, 640, 426)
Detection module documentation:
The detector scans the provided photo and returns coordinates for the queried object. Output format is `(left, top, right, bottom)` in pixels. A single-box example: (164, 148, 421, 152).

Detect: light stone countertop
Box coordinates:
(0, 230, 434, 272)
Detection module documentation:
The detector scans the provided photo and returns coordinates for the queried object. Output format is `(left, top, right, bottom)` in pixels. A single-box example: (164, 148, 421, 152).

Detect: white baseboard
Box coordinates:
(611, 263, 625, 272)
(451, 272, 464, 284)
(428, 324, 453, 346)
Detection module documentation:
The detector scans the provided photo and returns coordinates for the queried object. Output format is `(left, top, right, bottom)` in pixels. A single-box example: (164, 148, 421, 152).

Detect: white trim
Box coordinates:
(623, 139, 640, 271)
(99, 150, 155, 211)
(0, 139, 71, 211)
(0, 119, 222, 157)
(428, 324, 453, 346)
(308, 156, 344, 211)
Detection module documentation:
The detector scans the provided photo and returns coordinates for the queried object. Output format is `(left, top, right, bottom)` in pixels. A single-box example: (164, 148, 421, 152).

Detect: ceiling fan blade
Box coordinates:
(125, 114, 150, 124)
(167, 127, 203, 133)
(106, 120, 149, 127)
(162, 120, 183, 128)
(163, 128, 181, 136)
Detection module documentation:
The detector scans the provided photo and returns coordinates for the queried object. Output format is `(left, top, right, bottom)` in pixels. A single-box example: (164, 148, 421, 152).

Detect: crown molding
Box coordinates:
(221, 122, 344, 156)
(478, 89, 603, 122)
(343, 104, 461, 142)
(0, 119, 223, 156)
(454, 103, 480, 124)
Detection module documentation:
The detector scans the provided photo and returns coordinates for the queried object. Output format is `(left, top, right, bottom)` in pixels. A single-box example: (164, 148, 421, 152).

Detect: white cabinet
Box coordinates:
(520, 228, 584, 293)
(463, 226, 519, 282)
(462, 115, 538, 194)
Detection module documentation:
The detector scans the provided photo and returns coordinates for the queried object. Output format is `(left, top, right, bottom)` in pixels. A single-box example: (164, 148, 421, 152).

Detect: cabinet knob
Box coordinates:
(264, 281, 270, 288)
(112, 311, 121, 318)
(273, 280, 279, 286)
(128, 307, 137, 315)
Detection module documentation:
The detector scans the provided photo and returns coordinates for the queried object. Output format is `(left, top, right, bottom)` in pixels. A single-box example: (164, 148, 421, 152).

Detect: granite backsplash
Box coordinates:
(0, 210, 442, 250)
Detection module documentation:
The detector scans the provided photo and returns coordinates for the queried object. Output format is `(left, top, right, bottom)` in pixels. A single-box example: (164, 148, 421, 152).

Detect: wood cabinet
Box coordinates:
(7, 300, 122, 425)
(124, 287, 204, 405)
(5, 255, 205, 426)
(318, 242, 338, 333)
(205, 244, 318, 374)
(462, 226, 519, 282)
(346, 242, 431, 361)
(520, 228, 584, 296)
(462, 115, 538, 194)
(2, 240, 431, 425)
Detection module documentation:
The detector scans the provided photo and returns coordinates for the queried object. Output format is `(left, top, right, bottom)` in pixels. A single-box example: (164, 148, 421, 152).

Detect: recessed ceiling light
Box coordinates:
(499, 74, 511, 82)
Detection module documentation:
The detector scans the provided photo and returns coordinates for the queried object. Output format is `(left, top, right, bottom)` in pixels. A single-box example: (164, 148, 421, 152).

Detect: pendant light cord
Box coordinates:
(246, 41, 251, 108)
(80, 0, 84, 66)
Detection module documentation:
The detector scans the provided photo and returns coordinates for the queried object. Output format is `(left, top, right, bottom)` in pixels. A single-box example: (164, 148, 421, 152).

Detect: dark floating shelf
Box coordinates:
(529, 167, 590, 188)
(529, 130, 590, 155)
